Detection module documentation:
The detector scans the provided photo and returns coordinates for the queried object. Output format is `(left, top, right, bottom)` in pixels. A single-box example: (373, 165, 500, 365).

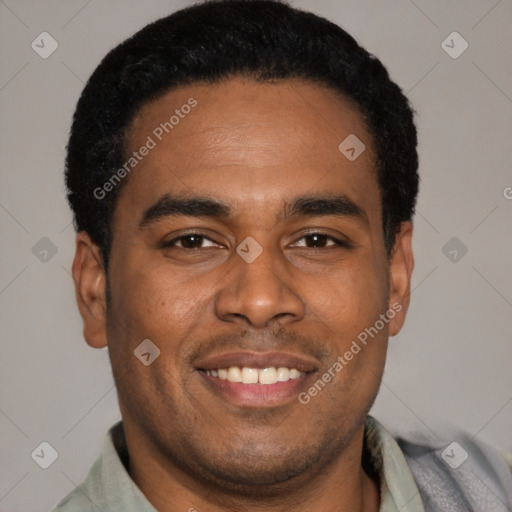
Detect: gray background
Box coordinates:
(0, 0, 511, 510)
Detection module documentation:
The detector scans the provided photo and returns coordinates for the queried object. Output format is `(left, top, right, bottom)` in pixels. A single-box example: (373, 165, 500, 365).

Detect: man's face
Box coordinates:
(77, 77, 412, 491)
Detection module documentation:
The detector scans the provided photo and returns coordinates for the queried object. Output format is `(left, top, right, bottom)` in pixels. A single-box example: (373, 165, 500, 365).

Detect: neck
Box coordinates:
(124, 421, 380, 512)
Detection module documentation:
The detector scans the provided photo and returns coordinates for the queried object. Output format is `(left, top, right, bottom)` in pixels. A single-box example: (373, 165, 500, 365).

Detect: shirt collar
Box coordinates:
(364, 416, 425, 512)
(96, 421, 157, 511)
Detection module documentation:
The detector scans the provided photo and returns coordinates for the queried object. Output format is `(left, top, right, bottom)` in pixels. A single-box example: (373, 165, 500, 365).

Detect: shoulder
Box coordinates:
(395, 426, 512, 511)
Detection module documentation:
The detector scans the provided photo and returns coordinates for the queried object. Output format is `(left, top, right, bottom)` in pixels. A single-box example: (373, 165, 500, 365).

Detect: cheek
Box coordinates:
(111, 258, 200, 322)
(305, 256, 389, 394)
(311, 258, 388, 337)
(105, 260, 209, 374)
(105, 262, 200, 402)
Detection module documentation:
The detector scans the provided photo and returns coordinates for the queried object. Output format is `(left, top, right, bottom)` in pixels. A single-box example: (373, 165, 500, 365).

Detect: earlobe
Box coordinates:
(72, 232, 108, 349)
(388, 222, 414, 337)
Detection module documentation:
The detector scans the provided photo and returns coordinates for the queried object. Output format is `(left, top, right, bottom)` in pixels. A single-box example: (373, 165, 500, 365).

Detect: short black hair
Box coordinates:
(65, 0, 418, 268)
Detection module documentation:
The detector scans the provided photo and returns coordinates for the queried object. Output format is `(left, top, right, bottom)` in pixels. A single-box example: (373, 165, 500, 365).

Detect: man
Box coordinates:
(54, 0, 512, 511)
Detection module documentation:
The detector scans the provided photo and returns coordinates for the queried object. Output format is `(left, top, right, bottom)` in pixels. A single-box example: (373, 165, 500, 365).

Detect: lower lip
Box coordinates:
(198, 371, 315, 407)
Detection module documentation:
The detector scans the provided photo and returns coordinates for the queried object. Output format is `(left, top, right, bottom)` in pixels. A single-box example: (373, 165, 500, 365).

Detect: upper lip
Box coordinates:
(194, 351, 320, 373)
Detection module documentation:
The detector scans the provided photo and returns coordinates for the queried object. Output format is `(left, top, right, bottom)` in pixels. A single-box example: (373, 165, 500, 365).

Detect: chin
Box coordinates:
(185, 441, 331, 498)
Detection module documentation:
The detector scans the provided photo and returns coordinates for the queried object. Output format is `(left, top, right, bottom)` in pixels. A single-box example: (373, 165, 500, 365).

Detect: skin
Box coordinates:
(72, 77, 414, 512)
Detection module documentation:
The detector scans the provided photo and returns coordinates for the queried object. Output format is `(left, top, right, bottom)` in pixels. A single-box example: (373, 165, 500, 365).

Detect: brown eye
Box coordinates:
(292, 233, 348, 249)
(163, 234, 218, 249)
(304, 234, 330, 248)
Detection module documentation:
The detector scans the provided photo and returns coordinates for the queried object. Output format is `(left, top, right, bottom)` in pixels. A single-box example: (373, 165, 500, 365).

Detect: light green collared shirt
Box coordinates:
(53, 415, 425, 511)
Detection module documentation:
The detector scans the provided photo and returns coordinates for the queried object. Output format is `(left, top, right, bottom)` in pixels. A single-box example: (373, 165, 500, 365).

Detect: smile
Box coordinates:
(204, 366, 306, 385)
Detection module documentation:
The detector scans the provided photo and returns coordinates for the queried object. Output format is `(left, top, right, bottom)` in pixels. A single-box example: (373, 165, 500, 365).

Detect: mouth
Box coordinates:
(195, 351, 319, 407)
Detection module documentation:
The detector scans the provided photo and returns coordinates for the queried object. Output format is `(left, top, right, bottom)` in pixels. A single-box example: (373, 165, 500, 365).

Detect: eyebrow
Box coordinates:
(139, 193, 368, 228)
(139, 195, 230, 228)
(284, 195, 368, 225)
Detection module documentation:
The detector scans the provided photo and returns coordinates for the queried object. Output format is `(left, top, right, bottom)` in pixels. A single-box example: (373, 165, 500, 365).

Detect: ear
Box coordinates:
(388, 221, 414, 336)
(72, 232, 108, 348)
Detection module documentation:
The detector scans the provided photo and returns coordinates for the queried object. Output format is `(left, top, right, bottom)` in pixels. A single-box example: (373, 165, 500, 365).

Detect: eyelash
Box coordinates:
(162, 232, 350, 250)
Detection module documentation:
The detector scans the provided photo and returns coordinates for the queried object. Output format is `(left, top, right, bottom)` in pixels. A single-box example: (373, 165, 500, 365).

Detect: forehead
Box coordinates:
(118, 77, 380, 223)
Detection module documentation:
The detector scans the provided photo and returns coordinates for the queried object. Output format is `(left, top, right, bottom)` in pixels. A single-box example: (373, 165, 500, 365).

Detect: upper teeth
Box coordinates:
(205, 367, 304, 384)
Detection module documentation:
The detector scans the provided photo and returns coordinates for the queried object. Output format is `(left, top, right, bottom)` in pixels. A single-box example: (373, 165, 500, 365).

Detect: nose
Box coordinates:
(214, 243, 305, 329)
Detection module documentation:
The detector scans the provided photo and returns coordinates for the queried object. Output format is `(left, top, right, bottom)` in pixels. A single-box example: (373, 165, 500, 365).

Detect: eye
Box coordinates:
(291, 232, 348, 249)
(163, 233, 219, 250)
